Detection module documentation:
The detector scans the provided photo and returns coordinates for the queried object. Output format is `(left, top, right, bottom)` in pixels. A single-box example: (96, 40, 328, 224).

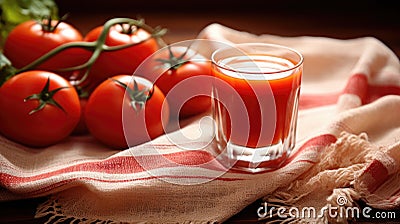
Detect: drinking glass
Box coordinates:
(211, 43, 303, 172)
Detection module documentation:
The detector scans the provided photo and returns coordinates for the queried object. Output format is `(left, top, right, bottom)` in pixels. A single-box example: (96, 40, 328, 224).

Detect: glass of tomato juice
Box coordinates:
(211, 43, 303, 172)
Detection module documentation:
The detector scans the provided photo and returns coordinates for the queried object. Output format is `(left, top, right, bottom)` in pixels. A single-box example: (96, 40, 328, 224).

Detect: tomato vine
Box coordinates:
(0, 17, 167, 87)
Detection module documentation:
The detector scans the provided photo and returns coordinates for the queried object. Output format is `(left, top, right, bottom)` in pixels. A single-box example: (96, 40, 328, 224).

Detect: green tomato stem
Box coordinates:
(16, 41, 94, 74)
(24, 77, 69, 115)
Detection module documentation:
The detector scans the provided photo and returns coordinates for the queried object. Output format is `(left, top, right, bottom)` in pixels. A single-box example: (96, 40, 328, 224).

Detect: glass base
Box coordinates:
(213, 140, 292, 173)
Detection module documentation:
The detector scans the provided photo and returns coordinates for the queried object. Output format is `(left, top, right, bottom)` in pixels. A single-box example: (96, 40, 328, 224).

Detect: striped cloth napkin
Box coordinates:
(1, 23, 400, 223)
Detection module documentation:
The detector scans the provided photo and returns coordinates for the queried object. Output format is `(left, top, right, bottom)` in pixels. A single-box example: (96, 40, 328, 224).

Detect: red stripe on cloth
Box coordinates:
(0, 135, 337, 185)
(367, 85, 400, 103)
(299, 74, 400, 109)
(361, 160, 389, 193)
(299, 93, 340, 110)
(228, 134, 337, 174)
(0, 150, 227, 185)
(343, 74, 369, 103)
(389, 188, 400, 203)
(285, 134, 337, 164)
(298, 74, 368, 110)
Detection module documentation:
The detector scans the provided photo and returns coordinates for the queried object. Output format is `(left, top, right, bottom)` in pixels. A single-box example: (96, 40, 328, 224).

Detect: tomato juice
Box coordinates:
(211, 44, 303, 171)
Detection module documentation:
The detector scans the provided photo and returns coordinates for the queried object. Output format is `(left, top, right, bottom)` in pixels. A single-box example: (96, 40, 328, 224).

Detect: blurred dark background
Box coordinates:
(55, 0, 399, 56)
(56, 0, 396, 14)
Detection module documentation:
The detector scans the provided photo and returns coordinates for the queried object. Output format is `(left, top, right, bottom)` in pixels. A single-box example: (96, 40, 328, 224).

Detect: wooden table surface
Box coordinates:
(1, 1, 399, 223)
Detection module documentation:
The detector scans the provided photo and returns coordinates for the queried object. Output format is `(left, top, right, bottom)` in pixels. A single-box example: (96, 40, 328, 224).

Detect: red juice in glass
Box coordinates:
(211, 43, 303, 172)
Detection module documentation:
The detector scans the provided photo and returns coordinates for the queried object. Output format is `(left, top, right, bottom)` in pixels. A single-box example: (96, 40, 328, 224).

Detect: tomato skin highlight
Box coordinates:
(3, 20, 86, 76)
(85, 75, 169, 149)
(84, 25, 159, 87)
(0, 71, 81, 147)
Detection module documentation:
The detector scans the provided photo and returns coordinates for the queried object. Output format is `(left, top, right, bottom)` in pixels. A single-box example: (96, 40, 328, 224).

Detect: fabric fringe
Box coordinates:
(35, 195, 219, 224)
(260, 132, 376, 224)
(353, 135, 400, 210)
(35, 195, 123, 224)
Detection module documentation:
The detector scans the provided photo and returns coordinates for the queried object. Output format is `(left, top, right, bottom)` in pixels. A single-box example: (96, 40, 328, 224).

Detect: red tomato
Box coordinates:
(84, 24, 159, 87)
(0, 71, 81, 147)
(85, 75, 169, 149)
(142, 46, 212, 119)
(3, 19, 87, 76)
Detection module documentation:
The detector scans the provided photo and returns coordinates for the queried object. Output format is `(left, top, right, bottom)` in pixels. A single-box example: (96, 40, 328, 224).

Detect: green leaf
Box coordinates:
(0, 0, 58, 46)
(0, 51, 16, 86)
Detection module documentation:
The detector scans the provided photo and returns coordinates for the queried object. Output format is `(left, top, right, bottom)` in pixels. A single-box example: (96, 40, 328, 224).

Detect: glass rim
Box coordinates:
(211, 43, 304, 75)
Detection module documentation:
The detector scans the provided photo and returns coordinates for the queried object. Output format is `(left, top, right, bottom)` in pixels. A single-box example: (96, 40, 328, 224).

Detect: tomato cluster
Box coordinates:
(0, 17, 212, 149)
